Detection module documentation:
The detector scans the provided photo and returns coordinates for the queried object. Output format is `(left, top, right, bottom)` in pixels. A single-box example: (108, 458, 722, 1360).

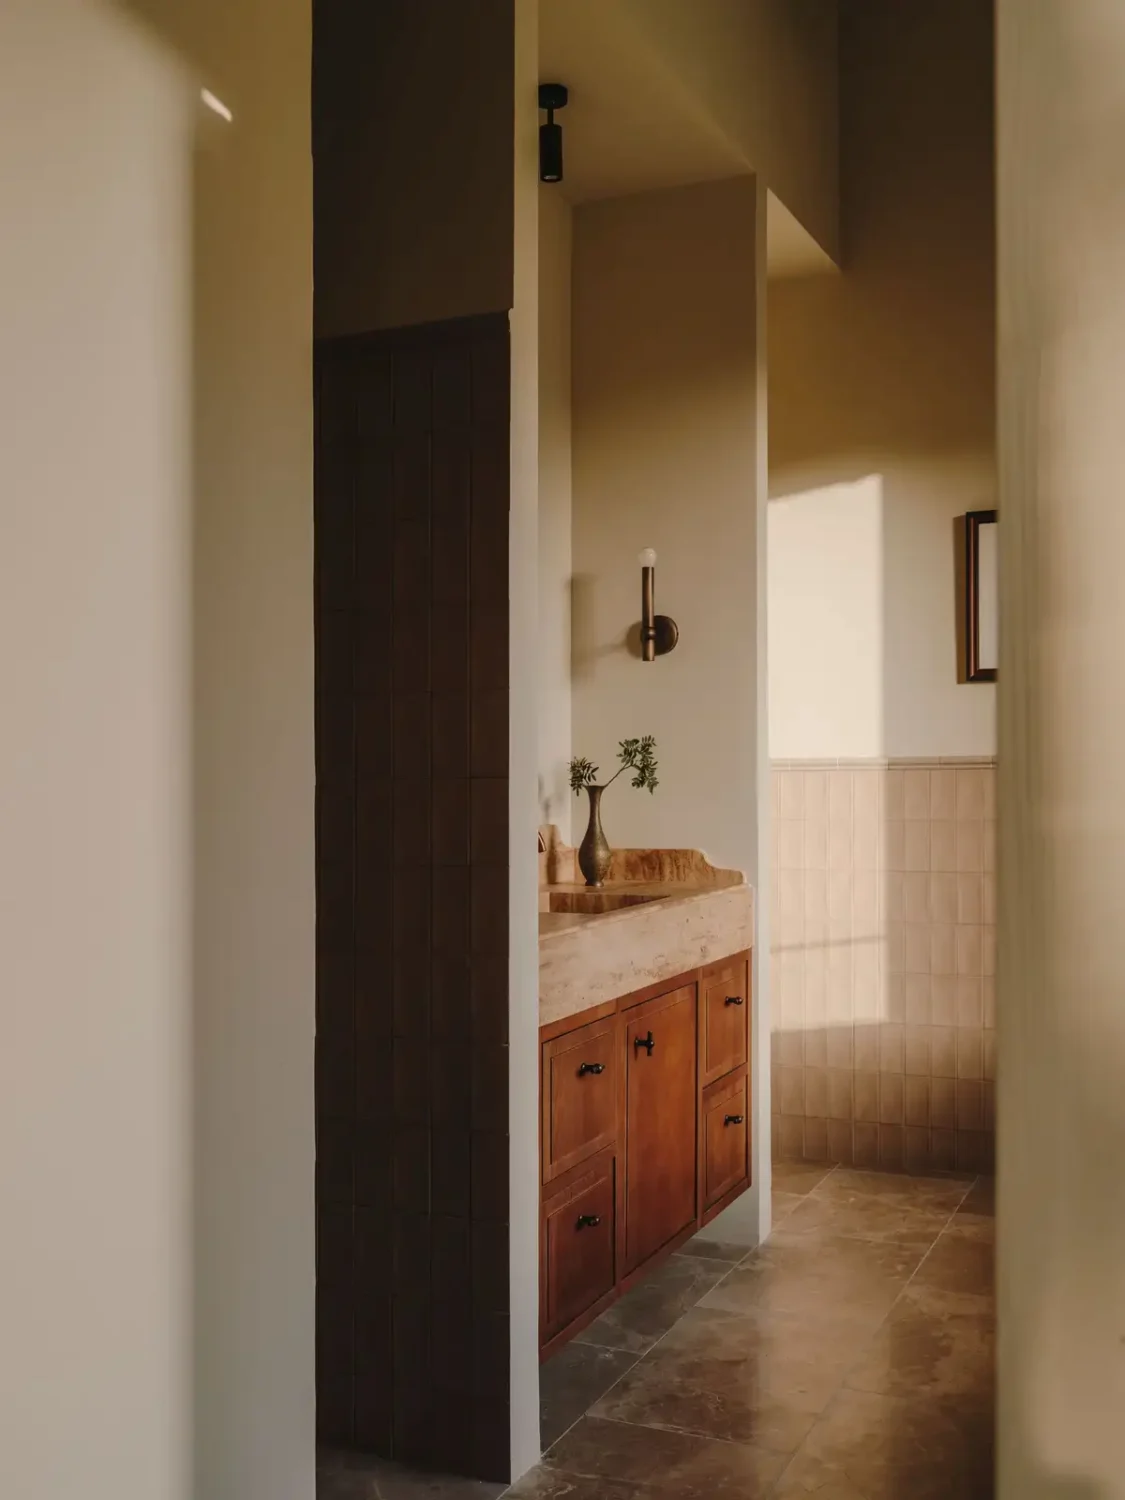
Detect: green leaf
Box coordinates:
(568, 756, 599, 795)
(618, 735, 659, 794)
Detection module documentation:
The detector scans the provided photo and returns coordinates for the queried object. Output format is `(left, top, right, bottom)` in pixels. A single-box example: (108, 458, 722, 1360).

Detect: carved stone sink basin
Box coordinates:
(548, 888, 669, 916)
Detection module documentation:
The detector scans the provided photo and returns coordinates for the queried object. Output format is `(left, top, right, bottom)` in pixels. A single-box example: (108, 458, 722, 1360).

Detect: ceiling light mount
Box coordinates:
(539, 82, 569, 184)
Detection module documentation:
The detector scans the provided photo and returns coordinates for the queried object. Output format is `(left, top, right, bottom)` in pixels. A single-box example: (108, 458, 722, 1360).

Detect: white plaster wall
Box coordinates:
(769, 0, 996, 762)
(537, 185, 573, 840)
(0, 1, 314, 1496)
(572, 179, 760, 870)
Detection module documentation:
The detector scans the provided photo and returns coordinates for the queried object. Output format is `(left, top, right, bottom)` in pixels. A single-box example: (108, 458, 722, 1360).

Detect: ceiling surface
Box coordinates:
(539, 0, 835, 276)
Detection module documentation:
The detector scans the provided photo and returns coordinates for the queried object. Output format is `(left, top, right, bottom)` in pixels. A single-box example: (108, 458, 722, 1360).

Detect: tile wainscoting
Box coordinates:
(770, 759, 996, 1176)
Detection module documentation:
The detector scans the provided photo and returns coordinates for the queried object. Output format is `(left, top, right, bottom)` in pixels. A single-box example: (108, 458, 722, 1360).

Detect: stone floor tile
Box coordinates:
(317, 1451, 506, 1499)
(914, 1227, 995, 1298)
(773, 1386, 994, 1500)
(322, 1169, 995, 1500)
(543, 1413, 786, 1496)
(681, 1233, 752, 1263)
(956, 1176, 995, 1220)
(539, 1342, 638, 1450)
(777, 1191, 953, 1249)
(639, 1302, 877, 1398)
(590, 1357, 822, 1456)
(814, 1168, 973, 1215)
(504, 1468, 642, 1499)
(771, 1191, 804, 1227)
(844, 1283, 995, 1402)
(700, 1230, 926, 1323)
(773, 1162, 838, 1196)
(575, 1252, 733, 1355)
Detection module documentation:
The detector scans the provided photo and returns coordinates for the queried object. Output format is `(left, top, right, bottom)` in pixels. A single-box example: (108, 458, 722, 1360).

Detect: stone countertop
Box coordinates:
(537, 846, 755, 1030)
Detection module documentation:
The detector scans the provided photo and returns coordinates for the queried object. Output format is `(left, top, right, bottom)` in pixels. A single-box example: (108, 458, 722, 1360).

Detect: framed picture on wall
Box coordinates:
(960, 509, 998, 682)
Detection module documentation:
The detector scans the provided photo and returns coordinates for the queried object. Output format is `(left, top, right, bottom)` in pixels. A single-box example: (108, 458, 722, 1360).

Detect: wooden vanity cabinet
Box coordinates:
(541, 1150, 617, 1341)
(623, 985, 698, 1274)
(541, 1013, 618, 1185)
(700, 957, 749, 1087)
(703, 1069, 750, 1209)
(539, 950, 751, 1357)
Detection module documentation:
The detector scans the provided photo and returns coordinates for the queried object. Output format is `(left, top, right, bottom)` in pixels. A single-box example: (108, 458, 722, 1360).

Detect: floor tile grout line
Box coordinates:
(890, 1171, 981, 1300)
(517, 1168, 990, 1499)
(815, 1169, 983, 1435)
(537, 1211, 791, 1473)
(762, 1170, 983, 1499)
(532, 1165, 971, 1493)
(536, 1168, 864, 1493)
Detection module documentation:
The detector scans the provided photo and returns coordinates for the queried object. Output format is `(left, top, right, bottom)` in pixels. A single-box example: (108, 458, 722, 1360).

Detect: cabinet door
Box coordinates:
(541, 1015, 619, 1185)
(624, 984, 698, 1273)
(541, 1152, 616, 1341)
(700, 958, 749, 1089)
(703, 1070, 749, 1210)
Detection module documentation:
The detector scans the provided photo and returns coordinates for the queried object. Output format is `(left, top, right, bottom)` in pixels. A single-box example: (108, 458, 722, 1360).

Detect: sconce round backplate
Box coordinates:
(653, 614, 679, 656)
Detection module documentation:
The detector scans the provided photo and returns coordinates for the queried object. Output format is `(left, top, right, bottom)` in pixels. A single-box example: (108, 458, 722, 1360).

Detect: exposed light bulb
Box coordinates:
(638, 548, 657, 569)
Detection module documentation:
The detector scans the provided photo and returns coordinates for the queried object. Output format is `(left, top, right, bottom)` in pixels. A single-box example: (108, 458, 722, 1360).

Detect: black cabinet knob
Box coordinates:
(578, 1062, 605, 1077)
(724, 1114, 744, 1126)
(634, 1031, 655, 1056)
(725, 995, 745, 1007)
(576, 1214, 601, 1230)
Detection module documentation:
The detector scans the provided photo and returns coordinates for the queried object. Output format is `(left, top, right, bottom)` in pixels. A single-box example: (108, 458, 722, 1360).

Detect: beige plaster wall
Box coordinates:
(620, 0, 839, 260)
(571, 171, 770, 1236)
(571, 177, 760, 871)
(509, 2, 542, 1477)
(997, 2, 1125, 1494)
(315, 0, 515, 337)
(537, 185, 573, 840)
(769, 0, 996, 762)
(0, 0, 314, 1497)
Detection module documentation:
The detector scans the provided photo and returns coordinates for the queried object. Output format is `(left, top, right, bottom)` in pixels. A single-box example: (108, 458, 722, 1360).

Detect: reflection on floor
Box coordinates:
(320, 1164, 995, 1498)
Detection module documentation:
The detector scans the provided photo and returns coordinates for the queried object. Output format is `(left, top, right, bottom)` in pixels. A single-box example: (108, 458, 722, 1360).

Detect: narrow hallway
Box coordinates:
(320, 1165, 994, 1497)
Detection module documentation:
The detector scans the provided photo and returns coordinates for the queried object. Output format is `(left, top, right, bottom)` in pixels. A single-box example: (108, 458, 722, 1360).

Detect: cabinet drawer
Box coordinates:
(703, 1071, 749, 1209)
(542, 1154, 616, 1340)
(700, 960, 749, 1088)
(541, 1015, 619, 1184)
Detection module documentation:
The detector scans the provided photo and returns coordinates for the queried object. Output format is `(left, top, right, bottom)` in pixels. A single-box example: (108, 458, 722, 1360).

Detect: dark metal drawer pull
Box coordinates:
(576, 1214, 601, 1230)
(724, 995, 744, 1007)
(578, 1062, 605, 1077)
(634, 1031, 655, 1056)
(724, 1114, 744, 1126)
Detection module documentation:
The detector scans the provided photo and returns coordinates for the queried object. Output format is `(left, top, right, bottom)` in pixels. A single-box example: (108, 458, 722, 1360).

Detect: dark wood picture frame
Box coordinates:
(964, 508, 998, 683)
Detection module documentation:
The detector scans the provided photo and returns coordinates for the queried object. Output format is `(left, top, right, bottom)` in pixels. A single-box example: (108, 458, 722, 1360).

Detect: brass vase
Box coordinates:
(578, 785, 612, 887)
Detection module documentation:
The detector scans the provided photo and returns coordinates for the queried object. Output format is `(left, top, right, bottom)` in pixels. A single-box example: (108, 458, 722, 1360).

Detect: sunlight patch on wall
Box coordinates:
(768, 475, 885, 761)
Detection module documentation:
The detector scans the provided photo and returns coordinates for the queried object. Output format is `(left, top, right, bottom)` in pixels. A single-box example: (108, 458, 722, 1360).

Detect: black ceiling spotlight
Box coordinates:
(539, 83, 569, 184)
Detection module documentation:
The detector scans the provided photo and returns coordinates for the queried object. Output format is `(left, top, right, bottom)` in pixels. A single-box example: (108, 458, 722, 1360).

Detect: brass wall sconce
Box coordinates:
(639, 548, 679, 662)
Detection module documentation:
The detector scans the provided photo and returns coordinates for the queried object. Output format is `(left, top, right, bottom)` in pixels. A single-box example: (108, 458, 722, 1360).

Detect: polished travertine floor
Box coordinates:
(320, 1164, 995, 1498)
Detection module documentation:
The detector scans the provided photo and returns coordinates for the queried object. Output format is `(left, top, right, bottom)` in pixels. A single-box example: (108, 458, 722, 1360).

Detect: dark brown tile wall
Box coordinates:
(315, 315, 511, 1481)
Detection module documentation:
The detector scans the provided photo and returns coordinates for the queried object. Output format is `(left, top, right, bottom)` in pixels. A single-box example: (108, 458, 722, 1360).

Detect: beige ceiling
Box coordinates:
(538, 0, 746, 203)
(539, 0, 834, 276)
